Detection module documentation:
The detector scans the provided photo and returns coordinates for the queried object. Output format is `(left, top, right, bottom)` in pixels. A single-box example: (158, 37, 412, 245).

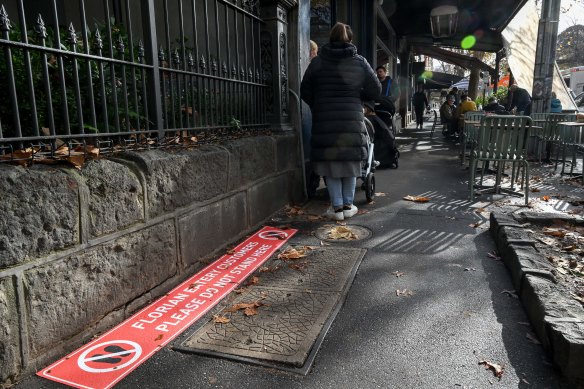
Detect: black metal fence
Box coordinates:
(0, 0, 267, 160)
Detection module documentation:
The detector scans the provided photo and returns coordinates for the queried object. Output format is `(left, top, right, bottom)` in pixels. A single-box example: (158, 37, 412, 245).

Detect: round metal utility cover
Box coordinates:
(315, 225, 372, 242)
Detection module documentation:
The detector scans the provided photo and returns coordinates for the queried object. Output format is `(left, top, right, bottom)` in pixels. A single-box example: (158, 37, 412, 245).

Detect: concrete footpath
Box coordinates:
(16, 122, 577, 389)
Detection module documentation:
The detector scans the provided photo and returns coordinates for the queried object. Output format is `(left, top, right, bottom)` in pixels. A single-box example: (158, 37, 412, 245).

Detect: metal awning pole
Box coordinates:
(532, 0, 561, 114)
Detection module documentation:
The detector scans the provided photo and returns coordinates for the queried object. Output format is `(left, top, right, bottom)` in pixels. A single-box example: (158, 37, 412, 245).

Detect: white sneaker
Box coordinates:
(343, 205, 358, 218)
(374, 160, 381, 168)
(325, 207, 344, 221)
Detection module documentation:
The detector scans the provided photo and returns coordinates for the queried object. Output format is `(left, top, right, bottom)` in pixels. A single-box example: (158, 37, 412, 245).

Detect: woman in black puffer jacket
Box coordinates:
(301, 22, 381, 221)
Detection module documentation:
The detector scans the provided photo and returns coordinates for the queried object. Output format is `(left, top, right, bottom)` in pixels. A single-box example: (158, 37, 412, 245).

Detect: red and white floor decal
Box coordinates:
(38, 226, 296, 389)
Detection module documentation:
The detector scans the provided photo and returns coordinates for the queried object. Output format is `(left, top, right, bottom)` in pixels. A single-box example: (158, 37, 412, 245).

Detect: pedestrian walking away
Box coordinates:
(301, 22, 381, 221)
(412, 85, 429, 129)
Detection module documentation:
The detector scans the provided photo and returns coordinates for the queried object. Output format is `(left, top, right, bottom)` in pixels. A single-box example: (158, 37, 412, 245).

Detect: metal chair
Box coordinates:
(460, 110, 485, 165)
(556, 122, 584, 177)
(537, 113, 577, 163)
(469, 115, 533, 205)
(430, 109, 447, 139)
(530, 112, 548, 122)
(430, 110, 438, 138)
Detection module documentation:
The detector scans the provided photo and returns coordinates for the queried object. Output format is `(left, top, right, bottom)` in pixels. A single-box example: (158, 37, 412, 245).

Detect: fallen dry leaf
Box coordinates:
(396, 289, 413, 296)
(469, 223, 480, 228)
(285, 206, 304, 216)
(403, 195, 431, 203)
(479, 360, 504, 379)
(227, 301, 264, 313)
(154, 334, 164, 341)
(0, 148, 34, 166)
(542, 195, 550, 202)
(288, 262, 308, 272)
(530, 188, 540, 192)
(326, 226, 358, 240)
(542, 227, 566, 238)
(245, 276, 260, 286)
(278, 247, 309, 260)
(213, 315, 230, 324)
(66, 154, 85, 169)
(243, 306, 258, 316)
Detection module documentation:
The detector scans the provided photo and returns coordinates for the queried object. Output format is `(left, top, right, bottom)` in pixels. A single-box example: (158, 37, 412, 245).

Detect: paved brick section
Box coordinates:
(490, 212, 584, 382)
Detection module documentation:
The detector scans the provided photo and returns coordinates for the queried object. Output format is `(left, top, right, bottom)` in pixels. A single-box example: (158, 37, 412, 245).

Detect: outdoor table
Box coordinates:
(557, 122, 584, 180)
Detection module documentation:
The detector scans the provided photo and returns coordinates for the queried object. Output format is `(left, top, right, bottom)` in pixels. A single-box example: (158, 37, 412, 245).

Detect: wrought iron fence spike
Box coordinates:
(35, 14, 47, 39)
(187, 51, 194, 67)
(94, 27, 103, 50)
(138, 40, 144, 58)
(117, 35, 125, 53)
(172, 48, 180, 65)
(0, 5, 11, 32)
(67, 22, 77, 45)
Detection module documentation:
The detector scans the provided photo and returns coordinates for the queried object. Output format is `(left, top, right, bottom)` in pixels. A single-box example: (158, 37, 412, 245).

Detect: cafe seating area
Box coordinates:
(436, 107, 584, 203)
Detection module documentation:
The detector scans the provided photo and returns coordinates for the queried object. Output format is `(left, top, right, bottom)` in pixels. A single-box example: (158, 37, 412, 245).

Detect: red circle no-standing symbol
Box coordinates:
(258, 230, 288, 240)
(77, 340, 142, 373)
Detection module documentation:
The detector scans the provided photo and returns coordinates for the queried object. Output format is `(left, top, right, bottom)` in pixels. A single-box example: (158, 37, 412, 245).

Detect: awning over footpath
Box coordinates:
(502, 0, 577, 109)
(414, 46, 495, 74)
(419, 71, 463, 90)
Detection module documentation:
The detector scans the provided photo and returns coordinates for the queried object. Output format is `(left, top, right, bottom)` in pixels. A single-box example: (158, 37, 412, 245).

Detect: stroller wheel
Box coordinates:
(365, 172, 375, 202)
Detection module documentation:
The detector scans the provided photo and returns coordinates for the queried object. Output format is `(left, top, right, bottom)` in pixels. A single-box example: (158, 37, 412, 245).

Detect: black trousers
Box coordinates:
(414, 106, 425, 125)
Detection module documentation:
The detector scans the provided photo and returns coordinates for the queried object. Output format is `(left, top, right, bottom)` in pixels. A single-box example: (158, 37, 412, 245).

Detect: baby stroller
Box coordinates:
(360, 117, 376, 202)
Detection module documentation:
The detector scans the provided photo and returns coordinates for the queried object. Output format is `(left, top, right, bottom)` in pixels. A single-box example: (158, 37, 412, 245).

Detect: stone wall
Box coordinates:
(0, 133, 302, 385)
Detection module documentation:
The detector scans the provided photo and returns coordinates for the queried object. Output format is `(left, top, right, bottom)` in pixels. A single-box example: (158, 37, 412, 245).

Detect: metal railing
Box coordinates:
(0, 0, 267, 161)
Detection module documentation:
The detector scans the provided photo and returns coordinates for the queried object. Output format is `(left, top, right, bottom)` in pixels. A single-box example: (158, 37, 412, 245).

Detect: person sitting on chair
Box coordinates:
(550, 91, 562, 113)
(440, 95, 457, 136)
(455, 94, 478, 131)
(483, 96, 507, 114)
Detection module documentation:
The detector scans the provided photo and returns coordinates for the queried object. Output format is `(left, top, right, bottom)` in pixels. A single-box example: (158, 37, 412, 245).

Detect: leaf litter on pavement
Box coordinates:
(478, 360, 504, 379)
(326, 226, 358, 240)
(403, 195, 431, 203)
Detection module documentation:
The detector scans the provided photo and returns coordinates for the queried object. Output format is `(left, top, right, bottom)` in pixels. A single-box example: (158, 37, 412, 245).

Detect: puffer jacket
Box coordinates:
(300, 42, 381, 162)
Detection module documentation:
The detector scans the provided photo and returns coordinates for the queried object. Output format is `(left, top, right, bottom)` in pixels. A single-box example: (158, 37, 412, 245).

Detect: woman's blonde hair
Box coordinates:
(329, 22, 353, 43)
(310, 40, 318, 52)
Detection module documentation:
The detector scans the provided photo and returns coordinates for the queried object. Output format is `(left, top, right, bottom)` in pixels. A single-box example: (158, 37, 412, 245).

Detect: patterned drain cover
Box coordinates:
(177, 247, 365, 372)
(314, 225, 372, 242)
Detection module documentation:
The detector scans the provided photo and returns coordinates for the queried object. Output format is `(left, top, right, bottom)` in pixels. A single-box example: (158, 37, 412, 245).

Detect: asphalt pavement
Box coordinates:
(16, 120, 569, 389)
